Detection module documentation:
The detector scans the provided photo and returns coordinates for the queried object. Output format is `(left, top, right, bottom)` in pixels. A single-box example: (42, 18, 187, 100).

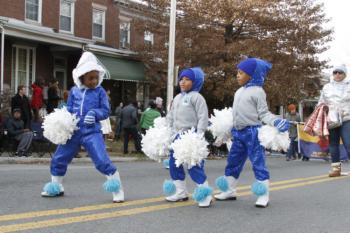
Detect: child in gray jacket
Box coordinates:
(165, 67, 213, 208)
(214, 58, 289, 208)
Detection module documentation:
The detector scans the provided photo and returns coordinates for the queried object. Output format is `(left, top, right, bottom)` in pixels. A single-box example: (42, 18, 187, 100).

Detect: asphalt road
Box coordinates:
(0, 157, 349, 233)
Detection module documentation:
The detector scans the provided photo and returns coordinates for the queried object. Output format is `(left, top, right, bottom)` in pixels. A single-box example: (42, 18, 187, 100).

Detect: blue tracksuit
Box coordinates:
(50, 86, 117, 176)
(169, 135, 207, 184)
(167, 67, 208, 185)
(225, 58, 275, 181)
(225, 127, 269, 180)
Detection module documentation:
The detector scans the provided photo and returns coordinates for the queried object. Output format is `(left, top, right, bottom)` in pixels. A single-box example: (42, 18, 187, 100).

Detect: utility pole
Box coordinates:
(166, 0, 177, 111)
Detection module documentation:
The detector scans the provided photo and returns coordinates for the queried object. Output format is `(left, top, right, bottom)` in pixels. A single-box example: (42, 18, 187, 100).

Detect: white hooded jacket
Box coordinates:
(318, 67, 350, 123)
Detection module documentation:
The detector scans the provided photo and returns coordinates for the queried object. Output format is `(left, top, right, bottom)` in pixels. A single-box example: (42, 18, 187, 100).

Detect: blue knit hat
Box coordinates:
(237, 58, 272, 87)
(178, 67, 205, 92)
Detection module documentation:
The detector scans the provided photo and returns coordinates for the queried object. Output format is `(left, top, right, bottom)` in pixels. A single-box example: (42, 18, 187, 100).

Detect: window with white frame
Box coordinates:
(93, 9, 105, 40)
(60, 0, 75, 33)
(119, 20, 131, 49)
(144, 31, 154, 46)
(11, 46, 36, 95)
(25, 0, 42, 23)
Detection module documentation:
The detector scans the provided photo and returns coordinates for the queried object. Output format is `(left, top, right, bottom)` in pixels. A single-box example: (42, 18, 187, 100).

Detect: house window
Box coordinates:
(119, 21, 131, 49)
(25, 0, 42, 23)
(60, 0, 75, 33)
(93, 9, 105, 40)
(11, 46, 36, 96)
(144, 31, 154, 46)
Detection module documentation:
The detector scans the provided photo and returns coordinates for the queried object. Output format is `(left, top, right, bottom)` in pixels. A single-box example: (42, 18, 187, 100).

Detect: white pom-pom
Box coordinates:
(141, 117, 172, 162)
(153, 117, 168, 128)
(171, 128, 209, 169)
(42, 108, 79, 145)
(208, 107, 233, 146)
(258, 125, 290, 152)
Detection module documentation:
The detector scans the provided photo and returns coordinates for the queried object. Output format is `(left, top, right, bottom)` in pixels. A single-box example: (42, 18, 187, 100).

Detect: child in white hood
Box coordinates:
(41, 52, 124, 203)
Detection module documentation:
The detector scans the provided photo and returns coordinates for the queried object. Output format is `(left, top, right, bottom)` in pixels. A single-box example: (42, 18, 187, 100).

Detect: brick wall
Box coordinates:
(0, 0, 24, 21)
(42, 0, 59, 30)
(75, 0, 92, 39)
(0, 0, 153, 50)
(35, 45, 54, 82)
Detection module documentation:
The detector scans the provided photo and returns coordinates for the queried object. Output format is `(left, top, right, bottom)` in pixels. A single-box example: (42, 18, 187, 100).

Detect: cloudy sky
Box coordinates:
(318, 0, 350, 72)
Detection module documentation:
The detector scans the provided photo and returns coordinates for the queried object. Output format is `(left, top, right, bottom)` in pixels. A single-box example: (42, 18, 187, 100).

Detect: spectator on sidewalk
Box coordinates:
(120, 100, 141, 154)
(318, 65, 350, 176)
(6, 108, 33, 157)
(285, 104, 301, 161)
(31, 79, 44, 122)
(11, 85, 32, 129)
(47, 80, 61, 114)
(140, 100, 161, 135)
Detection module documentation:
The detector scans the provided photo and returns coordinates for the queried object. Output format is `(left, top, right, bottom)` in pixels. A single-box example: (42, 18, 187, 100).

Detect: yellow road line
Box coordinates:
(0, 202, 194, 233)
(0, 197, 164, 222)
(237, 174, 328, 191)
(269, 175, 349, 191)
(0, 175, 349, 233)
(0, 173, 337, 223)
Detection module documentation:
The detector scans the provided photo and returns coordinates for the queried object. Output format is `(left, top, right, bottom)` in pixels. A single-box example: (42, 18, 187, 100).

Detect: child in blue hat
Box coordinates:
(214, 58, 290, 207)
(165, 67, 213, 208)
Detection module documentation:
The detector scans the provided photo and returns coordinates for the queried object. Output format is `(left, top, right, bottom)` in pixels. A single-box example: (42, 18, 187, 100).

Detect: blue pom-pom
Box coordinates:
(103, 179, 121, 193)
(163, 180, 176, 196)
(43, 182, 61, 195)
(192, 186, 213, 202)
(163, 159, 170, 169)
(215, 176, 229, 192)
(251, 181, 267, 196)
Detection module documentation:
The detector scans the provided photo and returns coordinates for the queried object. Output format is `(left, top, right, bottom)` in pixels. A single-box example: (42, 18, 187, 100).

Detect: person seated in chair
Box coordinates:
(6, 108, 33, 157)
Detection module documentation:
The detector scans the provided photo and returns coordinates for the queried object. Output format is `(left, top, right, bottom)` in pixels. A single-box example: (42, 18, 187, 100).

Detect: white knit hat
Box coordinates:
(333, 64, 347, 76)
(72, 52, 107, 88)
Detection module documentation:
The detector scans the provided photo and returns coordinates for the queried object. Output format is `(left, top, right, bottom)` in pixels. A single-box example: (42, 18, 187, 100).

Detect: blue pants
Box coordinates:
(169, 150, 207, 185)
(329, 120, 350, 163)
(50, 130, 117, 176)
(287, 137, 298, 159)
(225, 126, 269, 181)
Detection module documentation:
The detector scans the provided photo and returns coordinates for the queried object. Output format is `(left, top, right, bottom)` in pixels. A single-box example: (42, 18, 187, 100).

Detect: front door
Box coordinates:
(53, 57, 67, 94)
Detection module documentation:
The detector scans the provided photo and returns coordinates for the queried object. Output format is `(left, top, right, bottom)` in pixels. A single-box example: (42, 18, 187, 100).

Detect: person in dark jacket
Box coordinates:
(285, 104, 301, 161)
(47, 80, 61, 114)
(6, 108, 33, 157)
(120, 101, 142, 154)
(11, 85, 32, 129)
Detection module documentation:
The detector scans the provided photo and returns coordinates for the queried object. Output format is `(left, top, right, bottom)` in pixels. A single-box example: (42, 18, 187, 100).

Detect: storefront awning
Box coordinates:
(96, 54, 145, 82)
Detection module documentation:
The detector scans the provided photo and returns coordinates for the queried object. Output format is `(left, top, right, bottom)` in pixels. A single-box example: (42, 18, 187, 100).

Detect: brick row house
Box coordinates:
(0, 0, 153, 110)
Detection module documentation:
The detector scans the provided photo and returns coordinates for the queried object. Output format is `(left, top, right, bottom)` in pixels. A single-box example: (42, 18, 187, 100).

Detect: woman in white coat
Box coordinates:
(318, 65, 350, 176)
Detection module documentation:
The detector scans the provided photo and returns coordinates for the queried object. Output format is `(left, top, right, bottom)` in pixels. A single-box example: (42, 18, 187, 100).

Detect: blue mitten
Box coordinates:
(273, 119, 290, 132)
(84, 111, 96, 126)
